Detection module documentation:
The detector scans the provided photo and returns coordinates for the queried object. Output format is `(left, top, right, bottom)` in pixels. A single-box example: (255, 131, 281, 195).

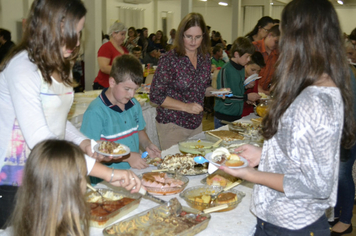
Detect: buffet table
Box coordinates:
(90, 114, 258, 236)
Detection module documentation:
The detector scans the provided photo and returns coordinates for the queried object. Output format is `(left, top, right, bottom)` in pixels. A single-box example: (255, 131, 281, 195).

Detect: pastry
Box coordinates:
(225, 154, 244, 167)
(160, 153, 207, 175)
(216, 192, 237, 204)
(98, 141, 126, 154)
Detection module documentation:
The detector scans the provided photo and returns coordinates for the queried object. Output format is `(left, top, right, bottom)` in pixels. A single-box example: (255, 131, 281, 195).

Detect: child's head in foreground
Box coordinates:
(11, 139, 89, 236)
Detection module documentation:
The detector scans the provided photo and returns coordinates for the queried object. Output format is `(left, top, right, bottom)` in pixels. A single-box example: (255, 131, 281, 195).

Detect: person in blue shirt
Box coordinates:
(81, 54, 161, 184)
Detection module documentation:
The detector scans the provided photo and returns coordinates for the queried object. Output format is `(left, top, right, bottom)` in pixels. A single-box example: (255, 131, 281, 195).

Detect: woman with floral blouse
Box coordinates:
(150, 13, 219, 150)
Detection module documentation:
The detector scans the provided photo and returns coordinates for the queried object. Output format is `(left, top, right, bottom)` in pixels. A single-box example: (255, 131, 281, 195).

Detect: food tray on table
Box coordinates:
(200, 170, 243, 187)
(180, 185, 245, 212)
(158, 153, 208, 176)
(205, 130, 250, 146)
(139, 172, 189, 195)
(103, 198, 211, 236)
(85, 188, 142, 228)
(178, 139, 220, 155)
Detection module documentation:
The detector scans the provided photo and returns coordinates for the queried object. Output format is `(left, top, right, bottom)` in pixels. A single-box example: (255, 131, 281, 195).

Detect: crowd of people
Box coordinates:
(1, 0, 356, 235)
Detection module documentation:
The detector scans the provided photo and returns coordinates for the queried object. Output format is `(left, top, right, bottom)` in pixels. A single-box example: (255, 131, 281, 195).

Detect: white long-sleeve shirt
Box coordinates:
(0, 51, 95, 185)
(251, 86, 343, 229)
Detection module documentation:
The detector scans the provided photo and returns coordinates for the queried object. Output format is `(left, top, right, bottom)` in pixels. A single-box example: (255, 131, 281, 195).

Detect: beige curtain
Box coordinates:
(118, 7, 145, 29)
(243, 6, 263, 36)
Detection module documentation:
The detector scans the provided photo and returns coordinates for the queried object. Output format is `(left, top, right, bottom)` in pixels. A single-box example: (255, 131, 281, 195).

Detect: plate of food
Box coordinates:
(158, 153, 208, 175)
(140, 172, 189, 195)
(205, 148, 248, 169)
(94, 141, 130, 157)
(200, 170, 242, 187)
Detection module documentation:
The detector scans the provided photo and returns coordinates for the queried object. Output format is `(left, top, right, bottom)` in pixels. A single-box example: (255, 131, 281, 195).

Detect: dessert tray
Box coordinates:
(158, 153, 208, 176)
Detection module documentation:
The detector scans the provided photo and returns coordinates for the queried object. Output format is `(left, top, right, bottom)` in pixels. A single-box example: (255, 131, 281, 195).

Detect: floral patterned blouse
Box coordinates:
(150, 50, 211, 129)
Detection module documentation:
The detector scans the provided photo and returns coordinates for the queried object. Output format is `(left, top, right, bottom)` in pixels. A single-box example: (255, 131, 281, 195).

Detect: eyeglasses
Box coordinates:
(262, 28, 270, 32)
(184, 34, 203, 42)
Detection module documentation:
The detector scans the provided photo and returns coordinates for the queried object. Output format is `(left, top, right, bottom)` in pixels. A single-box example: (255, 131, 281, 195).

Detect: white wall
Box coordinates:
(0, 0, 23, 44)
(335, 7, 356, 35)
(194, 6, 233, 44)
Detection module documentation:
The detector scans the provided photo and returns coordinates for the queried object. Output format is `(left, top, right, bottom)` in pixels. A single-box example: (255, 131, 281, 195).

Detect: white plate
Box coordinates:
(205, 152, 248, 169)
(93, 143, 130, 157)
(210, 90, 231, 95)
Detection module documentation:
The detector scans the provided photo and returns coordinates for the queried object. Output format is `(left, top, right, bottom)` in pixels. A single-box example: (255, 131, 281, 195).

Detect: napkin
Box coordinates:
(208, 162, 219, 174)
(91, 139, 98, 153)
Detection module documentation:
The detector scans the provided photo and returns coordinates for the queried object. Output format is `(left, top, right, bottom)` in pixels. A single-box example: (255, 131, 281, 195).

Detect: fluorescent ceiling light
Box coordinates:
(270, 2, 274, 4)
(200, 0, 207, 1)
(337, 0, 343, 4)
(218, 2, 228, 6)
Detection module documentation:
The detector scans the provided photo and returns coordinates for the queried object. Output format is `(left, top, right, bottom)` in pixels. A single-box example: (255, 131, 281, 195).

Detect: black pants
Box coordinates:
(92, 82, 105, 90)
(0, 185, 18, 229)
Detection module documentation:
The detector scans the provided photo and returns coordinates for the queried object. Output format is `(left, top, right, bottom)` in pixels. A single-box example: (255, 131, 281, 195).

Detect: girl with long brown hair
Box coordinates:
(0, 0, 140, 229)
(220, 0, 356, 235)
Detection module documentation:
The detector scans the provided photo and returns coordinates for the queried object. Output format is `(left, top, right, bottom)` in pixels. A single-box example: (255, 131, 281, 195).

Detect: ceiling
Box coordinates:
(191, 0, 356, 7)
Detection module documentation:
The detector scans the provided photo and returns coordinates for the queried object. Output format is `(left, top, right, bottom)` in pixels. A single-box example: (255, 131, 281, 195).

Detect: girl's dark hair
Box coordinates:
(148, 33, 156, 42)
(245, 16, 274, 39)
(173, 12, 210, 57)
(0, 0, 87, 87)
(262, 0, 356, 149)
(349, 28, 356, 41)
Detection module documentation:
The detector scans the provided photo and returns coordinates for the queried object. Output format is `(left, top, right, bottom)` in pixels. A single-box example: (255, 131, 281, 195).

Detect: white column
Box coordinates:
(231, 0, 242, 40)
(83, 0, 102, 91)
(181, 0, 192, 19)
(264, 0, 272, 16)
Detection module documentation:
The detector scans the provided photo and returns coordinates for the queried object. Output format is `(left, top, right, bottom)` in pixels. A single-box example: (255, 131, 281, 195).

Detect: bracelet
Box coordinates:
(109, 167, 114, 183)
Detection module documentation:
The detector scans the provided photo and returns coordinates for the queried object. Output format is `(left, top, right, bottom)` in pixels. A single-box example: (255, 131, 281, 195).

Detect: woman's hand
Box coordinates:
(234, 144, 262, 167)
(126, 152, 149, 169)
(146, 143, 161, 158)
(184, 102, 203, 114)
(219, 165, 256, 180)
(109, 169, 142, 193)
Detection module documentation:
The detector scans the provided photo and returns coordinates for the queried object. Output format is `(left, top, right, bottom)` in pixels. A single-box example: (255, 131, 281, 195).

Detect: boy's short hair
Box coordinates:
(268, 25, 280, 37)
(110, 54, 143, 85)
(212, 45, 222, 55)
(230, 37, 255, 58)
(247, 51, 266, 68)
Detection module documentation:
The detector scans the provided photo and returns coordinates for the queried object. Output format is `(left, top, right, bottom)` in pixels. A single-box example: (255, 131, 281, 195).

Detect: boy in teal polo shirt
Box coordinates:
(81, 55, 161, 184)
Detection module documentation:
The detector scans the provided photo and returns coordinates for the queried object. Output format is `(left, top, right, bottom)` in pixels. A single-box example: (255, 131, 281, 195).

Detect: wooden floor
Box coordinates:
(202, 111, 356, 235)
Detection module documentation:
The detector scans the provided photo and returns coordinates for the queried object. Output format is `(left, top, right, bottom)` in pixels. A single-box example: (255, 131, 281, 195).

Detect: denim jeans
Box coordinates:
(214, 117, 225, 129)
(255, 215, 330, 236)
(334, 144, 356, 224)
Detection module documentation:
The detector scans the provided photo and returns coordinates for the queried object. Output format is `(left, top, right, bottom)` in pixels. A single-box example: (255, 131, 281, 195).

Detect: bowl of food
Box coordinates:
(178, 139, 219, 155)
(140, 172, 189, 195)
(205, 130, 250, 146)
(179, 185, 245, 212)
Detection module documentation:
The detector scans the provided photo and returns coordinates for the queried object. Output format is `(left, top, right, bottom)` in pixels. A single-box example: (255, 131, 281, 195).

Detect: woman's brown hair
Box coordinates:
(10, 139, 89, 236)
(173, 12, 210, 57)
(0, 0, 87, 86)
(262, 0, 356, 148)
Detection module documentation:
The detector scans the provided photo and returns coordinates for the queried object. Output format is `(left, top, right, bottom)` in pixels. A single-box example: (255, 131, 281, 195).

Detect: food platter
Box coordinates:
(94, 143, 130, 157)
(205, 152, 248, 169)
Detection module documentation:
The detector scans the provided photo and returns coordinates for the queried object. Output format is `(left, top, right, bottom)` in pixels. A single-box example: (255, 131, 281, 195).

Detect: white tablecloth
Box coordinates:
(90, 114, 259, 236)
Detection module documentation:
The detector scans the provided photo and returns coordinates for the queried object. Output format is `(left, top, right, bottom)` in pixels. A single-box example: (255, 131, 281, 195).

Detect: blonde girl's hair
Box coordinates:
(0, 0, 87, 86)
(11, 139, 89, 236)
